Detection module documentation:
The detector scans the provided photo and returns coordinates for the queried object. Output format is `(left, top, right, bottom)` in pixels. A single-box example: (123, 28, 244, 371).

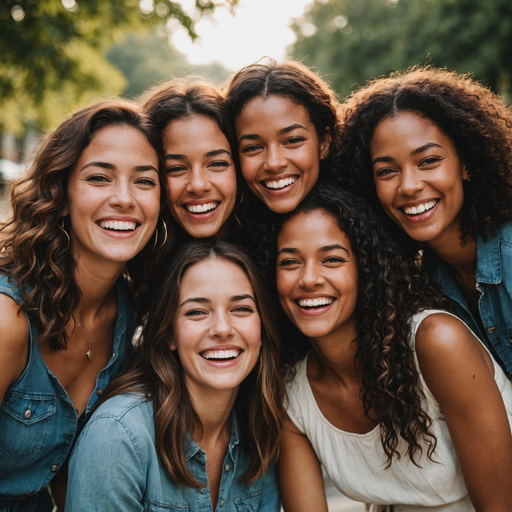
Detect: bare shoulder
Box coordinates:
(0, 293, 30, 399)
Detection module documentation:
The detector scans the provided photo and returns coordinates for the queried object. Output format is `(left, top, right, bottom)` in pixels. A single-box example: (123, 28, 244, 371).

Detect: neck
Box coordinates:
(188, 384, 238, 443)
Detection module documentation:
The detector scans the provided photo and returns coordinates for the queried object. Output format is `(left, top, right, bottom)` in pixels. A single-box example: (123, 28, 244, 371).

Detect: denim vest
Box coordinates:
(423, 222, 512, 372)
(0, 274, 137, 511)
(66, 393, 280, 512)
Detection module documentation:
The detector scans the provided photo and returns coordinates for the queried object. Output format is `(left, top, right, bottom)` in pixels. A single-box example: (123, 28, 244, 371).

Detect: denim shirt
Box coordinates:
(66, 393, 280, 512)
(0, 274, 137, 512)
(423, 222, 512, 372)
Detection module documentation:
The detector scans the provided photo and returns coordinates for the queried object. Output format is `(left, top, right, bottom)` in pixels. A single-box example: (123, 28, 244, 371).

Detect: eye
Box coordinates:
(184, 309, 206, 317)
(166, 165, 187, 173)
(375, 167, 396, 178)
(208, 160, 230, 170)
(285, 136, 306, 145)
(85, 174, 110, 183)
(241, 144, 262, 154)
(232, 305, 254, 313)
(278, 258, 300, 267)
(135, 178, 157, 186)
(421, 157, 441, 166)
(324, 256, 348, 264)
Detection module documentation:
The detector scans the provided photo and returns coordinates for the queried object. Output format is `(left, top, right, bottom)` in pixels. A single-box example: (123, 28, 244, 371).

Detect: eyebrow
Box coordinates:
(205, 148, 231, 158)
(80, 162, 158, 173)
(179, 294, 256, 308)
(372, 142, 444, 165)
(277, 244, 350, 256)
(238, 124, 307, 144)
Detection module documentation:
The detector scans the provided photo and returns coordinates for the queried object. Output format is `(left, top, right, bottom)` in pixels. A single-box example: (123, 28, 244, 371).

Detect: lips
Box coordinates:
(263, 176, 298, 190)
(400, 199, 439, 216)
(185, 202, 219, 214)
(200, 348, 241, 361)
(98, 220, 138, 231)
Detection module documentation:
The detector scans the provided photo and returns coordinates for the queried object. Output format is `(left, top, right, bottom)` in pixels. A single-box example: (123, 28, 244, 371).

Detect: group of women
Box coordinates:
(1, 59, 511, 512)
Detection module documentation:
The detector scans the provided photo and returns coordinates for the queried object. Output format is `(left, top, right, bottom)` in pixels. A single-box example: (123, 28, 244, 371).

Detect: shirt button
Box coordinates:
(488, 326, 496, 334)
(112, 353, 116, 358)
(51, 465, 58, 473)
(199, 489, 204, 494)
(24, 409, 32, 419)
(220, 501, 225, 507)
(225, 464, 230, 471)
(97, 389, 103, 395)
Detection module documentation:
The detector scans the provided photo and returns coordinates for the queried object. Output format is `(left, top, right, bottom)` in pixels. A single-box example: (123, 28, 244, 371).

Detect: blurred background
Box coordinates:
(1, 0, 511, 508)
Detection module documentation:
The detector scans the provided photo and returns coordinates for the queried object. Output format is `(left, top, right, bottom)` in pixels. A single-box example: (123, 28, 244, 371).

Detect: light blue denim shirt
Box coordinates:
(423, 222, 512, 372)
(66, 393, 280, 512)
(0, 274, 137, 512)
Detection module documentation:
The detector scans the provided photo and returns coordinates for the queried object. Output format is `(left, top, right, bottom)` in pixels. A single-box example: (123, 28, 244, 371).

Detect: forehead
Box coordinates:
(163, 115, 228, 146)
(236, 95, 311, 129)
(278, 209, 350, 247)
(180, 258, 254, 296)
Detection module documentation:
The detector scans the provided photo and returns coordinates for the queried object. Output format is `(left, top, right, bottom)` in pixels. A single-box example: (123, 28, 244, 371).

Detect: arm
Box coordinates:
(278, 414, 328, 512)
(65, 416, 145, 512)
(416, 313, 512, 512)
(0, 293, 29, 403)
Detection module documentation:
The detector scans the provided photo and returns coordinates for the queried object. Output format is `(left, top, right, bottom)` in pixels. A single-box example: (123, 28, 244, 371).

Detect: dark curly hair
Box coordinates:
(335, 66, 512, 245)
(261, 184, 452, 467)
(0, 100, 167, 350)
(225, 58, 341, 179)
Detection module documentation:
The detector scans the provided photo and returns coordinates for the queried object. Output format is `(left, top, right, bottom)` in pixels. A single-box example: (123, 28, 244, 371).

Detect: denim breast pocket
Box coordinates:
(144, 502, 190, 511)
(235, 490, 263, 512)
(0, 391, 56, 461)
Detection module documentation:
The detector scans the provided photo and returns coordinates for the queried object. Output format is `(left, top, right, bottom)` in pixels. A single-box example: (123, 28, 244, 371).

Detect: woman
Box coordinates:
(271, 185, 512, 510)
(226, 59, 339, 215)
(66, 241, 284, 511)
(0, 100, 164, 511)
(336, 66, 512, 373)
(141, 79, 240, 241)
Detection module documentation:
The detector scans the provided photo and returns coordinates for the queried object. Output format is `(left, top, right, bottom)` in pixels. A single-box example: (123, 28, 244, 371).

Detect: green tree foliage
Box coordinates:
(290, 0, 512, 99)
(106, 32, 231, 98)
(0, 0, 236, 134)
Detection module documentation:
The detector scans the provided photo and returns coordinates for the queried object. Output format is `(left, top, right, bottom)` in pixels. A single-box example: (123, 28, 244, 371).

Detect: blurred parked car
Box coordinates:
(0, 159, 27, 184)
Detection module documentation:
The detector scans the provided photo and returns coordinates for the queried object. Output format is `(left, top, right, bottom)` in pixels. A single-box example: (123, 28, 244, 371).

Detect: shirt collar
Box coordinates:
(475, 230, 502, 284)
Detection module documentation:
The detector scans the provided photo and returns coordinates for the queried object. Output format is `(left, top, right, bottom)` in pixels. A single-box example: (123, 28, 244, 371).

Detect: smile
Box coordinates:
(400, 199, 439, 216)
(98, 220, 138, 231)
(185, 202, 219, 214)
(297, 297, 334, 309)
(200, 348, 241, 360)
(263, 177, 298, 190)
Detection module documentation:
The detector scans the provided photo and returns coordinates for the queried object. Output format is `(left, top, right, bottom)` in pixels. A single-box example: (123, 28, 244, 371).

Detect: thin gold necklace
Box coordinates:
(75, 299, 109, 362)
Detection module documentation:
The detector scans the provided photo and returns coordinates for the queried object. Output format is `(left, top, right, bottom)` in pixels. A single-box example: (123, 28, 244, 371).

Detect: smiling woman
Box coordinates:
(336, 66, 512, 374)
(0, 100, 165, 511)
(142, 79, 240, 240)
(66, 240, 284, 512)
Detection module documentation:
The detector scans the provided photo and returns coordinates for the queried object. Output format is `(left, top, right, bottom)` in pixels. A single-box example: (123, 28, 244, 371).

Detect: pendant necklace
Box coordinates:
(76, 299, 109, 362)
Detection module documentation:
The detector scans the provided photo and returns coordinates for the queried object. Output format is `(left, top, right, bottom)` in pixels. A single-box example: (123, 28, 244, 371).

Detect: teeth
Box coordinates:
(99, 220, 137, 231)
(403, 200, 437, 215)
(201, 349, 240, 360)
(264, 177, 297, 189)
(298, 298, 334, 308)
(186, 202, 218, 213)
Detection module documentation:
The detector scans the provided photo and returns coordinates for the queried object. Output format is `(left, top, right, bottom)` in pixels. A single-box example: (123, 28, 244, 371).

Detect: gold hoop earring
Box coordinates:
(151, 217, 168, 251)
(58, 218, 70, 251)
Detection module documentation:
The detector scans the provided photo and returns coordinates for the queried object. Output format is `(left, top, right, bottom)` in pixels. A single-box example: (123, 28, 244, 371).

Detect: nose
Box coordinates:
(264, 144, 287, 174)
(299, 260, 325, 289)
(109, 179, 135, 209)
(398, 168, 424, 196)
(187, 167, 212, 195)
(210, 310, 235, 340)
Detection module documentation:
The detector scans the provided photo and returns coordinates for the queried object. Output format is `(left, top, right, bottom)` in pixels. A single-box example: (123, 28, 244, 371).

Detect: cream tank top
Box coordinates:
(285, 310, 512, 512)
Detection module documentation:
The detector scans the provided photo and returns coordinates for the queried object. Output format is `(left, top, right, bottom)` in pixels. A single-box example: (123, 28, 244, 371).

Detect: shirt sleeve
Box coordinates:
(257, 464, 281, 511)
(65, 415, 145, 512)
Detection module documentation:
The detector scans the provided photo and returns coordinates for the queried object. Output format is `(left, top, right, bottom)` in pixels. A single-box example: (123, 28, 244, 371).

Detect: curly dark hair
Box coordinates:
(225, 58, 341, 179)
(261, 184, 452, 467)
(100, 240, 285, 487)
(0, 100, 167, 350)
(335, 66, 512, 245)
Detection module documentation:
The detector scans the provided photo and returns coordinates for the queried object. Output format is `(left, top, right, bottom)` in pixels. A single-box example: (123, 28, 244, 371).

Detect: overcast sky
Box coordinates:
(169, 0, 313, 70)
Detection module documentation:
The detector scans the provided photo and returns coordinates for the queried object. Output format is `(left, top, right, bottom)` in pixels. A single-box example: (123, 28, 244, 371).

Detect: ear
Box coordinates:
(320, 127, 332, 159)
(170, 341, 177, 351)
(462, 164, 469, 181)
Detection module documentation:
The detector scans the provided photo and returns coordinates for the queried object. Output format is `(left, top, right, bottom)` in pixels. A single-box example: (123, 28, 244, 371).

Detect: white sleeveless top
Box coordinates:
(285, 310, 512, 512)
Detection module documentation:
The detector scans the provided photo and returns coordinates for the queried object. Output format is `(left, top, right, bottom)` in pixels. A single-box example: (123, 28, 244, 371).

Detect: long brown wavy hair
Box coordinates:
(0, 100, 166, 351)
(335, 66, 512, 249)
(260, 184, 452, 467)
(100, 240, 285, 487)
